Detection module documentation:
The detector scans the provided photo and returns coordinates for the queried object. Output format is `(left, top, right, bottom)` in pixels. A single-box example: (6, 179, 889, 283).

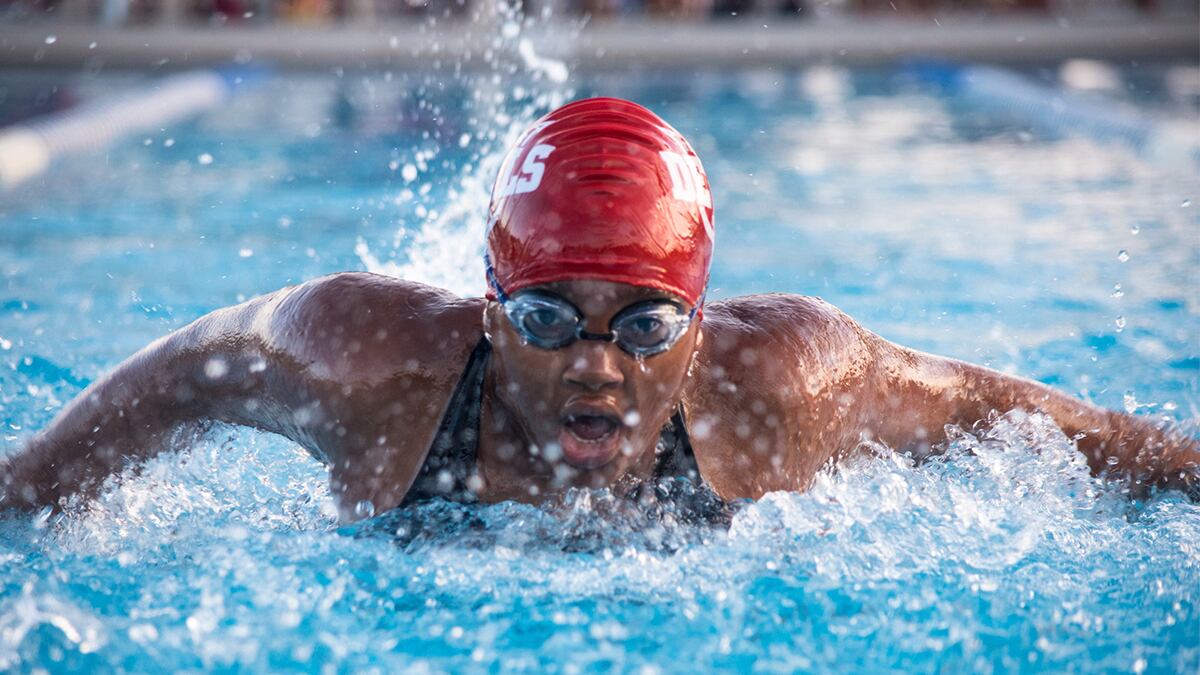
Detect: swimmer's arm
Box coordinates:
(876, 347, 1199, 497)
(0, 290, 323, 511)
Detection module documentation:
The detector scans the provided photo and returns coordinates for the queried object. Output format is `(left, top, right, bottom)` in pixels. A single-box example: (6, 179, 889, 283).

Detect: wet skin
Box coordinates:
(3, 272, 1197, 520)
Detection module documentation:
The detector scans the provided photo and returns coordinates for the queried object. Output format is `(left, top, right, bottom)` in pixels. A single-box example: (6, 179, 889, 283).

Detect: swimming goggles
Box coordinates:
(485, 253, 702, 357)
(499, 290, 698, 357)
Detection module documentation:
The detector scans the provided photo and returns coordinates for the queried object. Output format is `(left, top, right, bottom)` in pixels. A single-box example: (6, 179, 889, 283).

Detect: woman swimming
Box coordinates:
(2, 97, 1196, 521)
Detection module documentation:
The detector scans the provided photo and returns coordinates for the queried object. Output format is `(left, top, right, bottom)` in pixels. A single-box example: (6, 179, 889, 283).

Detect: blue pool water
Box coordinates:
(1, 50, 1198, 672)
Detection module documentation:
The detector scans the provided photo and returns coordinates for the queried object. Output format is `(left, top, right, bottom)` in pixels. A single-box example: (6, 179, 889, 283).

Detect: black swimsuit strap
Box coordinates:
(655, 407, 701, 484)
(400, 336, 491, 505)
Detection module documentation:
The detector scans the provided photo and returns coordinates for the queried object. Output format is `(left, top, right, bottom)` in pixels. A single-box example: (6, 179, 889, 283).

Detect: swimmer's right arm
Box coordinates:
(2, 272, 470, 514)
(0, 287, 324, 511)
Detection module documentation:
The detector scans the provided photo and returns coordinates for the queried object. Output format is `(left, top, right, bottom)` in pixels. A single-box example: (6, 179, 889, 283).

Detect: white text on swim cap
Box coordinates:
(660, 150, 714, 237)
(498, 144, 555, 198)
(659, 151, 711, 208)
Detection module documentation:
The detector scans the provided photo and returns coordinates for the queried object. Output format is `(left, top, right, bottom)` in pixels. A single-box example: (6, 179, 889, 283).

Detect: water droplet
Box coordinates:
(354, 500, 376, 518)
(1114, 315, 1126, 332)
(1111, 283, 1123, 298)
(1117, 250, 1129, 262)
(238, 248, 254, 258)
(1118, 389, 1137, 410)
(88, 41, 97, 49)
(204, 357, 229, 379)
(163, 138, 175, 147)
(622, 410, 641, 427)
(1182, 199, 1191, 208)
(33, 505, 54, 529)
(389, 35, 399, 49)
(388, 159, 399, 171)
(129, 623, 158, 642)
(466, 474, 484, 493)
(44, 35, 57, 45)
(401, 164, 418, 182)
(458, 133, 471, 148)
(248, 358, 267, 373)
(1129, 223, 1140, 235)
(197, 153, 214, 165)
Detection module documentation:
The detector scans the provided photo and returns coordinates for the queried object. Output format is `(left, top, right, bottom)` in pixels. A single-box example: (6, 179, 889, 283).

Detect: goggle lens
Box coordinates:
(506, 296, 579, 348)
(610, 304, 689, 356)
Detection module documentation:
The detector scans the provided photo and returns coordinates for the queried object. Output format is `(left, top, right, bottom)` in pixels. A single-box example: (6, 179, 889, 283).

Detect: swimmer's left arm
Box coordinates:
(669, 294, 1194, 499)
(874, 345, 1199, 498)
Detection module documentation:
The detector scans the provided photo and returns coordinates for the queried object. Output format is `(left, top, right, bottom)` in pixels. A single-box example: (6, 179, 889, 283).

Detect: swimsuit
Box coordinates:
(400, 337, 728, 522)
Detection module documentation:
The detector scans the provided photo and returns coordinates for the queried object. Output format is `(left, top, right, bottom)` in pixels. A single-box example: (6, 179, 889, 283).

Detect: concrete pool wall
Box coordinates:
(1, 15, 1196, 70)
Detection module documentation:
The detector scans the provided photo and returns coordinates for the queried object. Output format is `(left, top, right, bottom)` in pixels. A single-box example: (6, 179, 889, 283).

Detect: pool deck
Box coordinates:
(1, 15, 1197, 70)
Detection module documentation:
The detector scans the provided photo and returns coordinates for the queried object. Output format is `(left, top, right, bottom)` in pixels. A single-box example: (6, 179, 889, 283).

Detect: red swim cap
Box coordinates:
(485, 97, 714, 307)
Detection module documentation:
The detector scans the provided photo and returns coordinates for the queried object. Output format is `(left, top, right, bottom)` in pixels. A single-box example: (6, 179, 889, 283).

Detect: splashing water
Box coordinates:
(354, 4, 575, 295)
(0, 413, 1195, 671)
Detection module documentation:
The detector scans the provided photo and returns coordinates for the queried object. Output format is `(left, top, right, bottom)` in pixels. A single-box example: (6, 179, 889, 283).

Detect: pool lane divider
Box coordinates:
(0, 66, 268, 189)
(904, 60, 1199, 168)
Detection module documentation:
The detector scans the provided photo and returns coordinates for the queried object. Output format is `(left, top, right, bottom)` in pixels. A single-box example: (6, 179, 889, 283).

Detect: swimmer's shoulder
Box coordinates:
(251, 273, 484, 518)
(264, 272, 485, 386)
(688, 293, 878, 417)
(684, 294, 882, 497)
(698, 293, 874, 365)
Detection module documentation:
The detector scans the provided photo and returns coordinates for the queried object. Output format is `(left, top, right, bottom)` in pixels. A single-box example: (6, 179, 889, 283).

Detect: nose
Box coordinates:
(562, 341, 625, 391)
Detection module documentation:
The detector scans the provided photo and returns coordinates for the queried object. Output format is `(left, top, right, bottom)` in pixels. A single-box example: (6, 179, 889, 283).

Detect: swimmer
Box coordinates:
(3, 98, 1196, 520)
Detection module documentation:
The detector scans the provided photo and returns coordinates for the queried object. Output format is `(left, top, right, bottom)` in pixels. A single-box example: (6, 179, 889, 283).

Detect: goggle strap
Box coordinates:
(688, 287, 706, 320)
(484, 252, 510, 303)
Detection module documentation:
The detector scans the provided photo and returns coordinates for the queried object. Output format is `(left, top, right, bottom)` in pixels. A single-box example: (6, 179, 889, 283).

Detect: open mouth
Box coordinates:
(564, 414, 620, 442)
(558, 413, 623, 469)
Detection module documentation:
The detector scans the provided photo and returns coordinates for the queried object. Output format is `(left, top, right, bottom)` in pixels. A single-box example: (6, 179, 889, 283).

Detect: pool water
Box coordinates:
(1, 46, 1198, 672)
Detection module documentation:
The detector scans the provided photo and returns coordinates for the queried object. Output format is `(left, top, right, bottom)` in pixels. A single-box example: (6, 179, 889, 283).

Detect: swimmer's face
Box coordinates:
(485, 279, 701, 486)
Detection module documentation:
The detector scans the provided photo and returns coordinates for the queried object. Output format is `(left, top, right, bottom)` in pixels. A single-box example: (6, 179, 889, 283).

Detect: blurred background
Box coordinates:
(0, 0, 1197, 25)
(0, 0, 1196, 68)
